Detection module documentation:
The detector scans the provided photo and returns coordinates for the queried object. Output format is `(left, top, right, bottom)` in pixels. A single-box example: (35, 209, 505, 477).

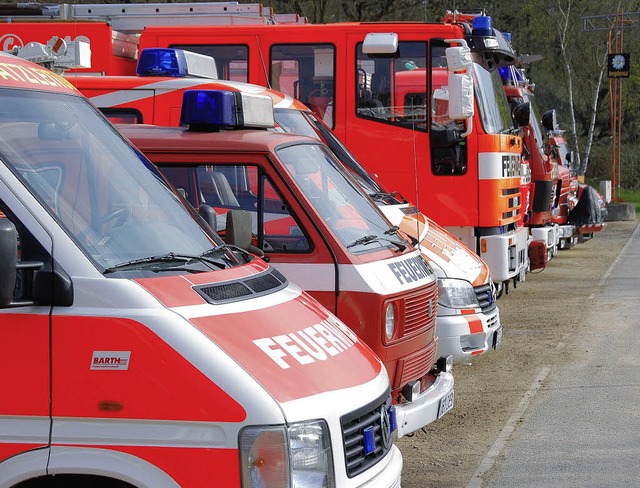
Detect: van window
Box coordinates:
(270, 44, 336, 128)
(355, 41, 428, 130)
(161, 164, 311, 253)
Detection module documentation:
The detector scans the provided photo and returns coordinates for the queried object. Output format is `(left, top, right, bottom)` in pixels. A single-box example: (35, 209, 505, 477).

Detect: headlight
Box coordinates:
(438, 278, 479, 309)
(240, 420, 335, 488)
(384, 302, 396, 340)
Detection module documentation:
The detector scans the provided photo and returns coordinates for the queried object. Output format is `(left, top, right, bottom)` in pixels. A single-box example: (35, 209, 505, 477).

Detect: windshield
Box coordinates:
(556, 140, 571, 169)
(275, 142, 403, 254)
(521, 93, 545, 150)
(274, 109, 405, 204)
(473, 63, 513, 134)
(0, 88, 228, 271)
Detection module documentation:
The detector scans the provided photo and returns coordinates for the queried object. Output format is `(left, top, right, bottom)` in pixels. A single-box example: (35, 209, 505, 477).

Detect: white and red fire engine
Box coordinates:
(0, 50, 404, 487)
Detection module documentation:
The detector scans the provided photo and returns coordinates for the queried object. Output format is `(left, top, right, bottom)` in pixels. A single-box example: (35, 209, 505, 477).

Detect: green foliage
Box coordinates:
(619, 188, 640, 211)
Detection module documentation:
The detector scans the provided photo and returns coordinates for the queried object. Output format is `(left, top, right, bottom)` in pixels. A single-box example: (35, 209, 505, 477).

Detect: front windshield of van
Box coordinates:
(274, 109, 404, 204)
(473, 63, 513, 134)
(0, 88, 229, 271)
(276, 142, 406, 254)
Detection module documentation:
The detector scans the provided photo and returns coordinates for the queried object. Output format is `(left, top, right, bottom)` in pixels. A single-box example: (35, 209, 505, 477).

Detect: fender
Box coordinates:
(0, 446, 180, 488)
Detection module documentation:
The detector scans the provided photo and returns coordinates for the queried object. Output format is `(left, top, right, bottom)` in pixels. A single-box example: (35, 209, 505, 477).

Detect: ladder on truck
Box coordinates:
(0, 3, 308, 33)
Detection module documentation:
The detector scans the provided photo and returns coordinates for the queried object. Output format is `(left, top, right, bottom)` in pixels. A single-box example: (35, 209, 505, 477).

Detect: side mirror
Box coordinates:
(225, 210, 264, 257)
(199, 204, 218, 230)
(513, 102, 531, 128)
(0, 219, 17, 307)
(541, 109, 558, 132)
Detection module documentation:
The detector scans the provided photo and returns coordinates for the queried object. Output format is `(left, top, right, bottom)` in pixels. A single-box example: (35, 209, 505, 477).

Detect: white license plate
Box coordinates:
(493, 326, 503, 349)
(437, 389, 454, 419)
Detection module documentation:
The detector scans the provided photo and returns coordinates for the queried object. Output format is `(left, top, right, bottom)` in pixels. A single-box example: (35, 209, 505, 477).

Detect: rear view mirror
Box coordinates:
(0, 219, 17, 307)
(513, 102, 531, 128)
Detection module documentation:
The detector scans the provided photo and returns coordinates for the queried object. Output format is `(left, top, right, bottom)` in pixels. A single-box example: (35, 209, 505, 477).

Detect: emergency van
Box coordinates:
(114, 85, 454, 437)
(0, 3, 529, 296)
(66, 46, 500, 366)
(274, 107, 502, 364)
(0, 51, 405, 487)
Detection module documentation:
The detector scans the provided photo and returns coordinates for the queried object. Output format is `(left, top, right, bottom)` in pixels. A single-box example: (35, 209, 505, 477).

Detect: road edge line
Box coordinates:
(466, 366, 551, 488)
(599, 220, 640, 286)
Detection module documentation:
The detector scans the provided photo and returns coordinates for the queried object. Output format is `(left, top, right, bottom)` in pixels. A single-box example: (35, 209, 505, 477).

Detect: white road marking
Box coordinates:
(466, 366, 551, 488)
(598, 221, 640, 286)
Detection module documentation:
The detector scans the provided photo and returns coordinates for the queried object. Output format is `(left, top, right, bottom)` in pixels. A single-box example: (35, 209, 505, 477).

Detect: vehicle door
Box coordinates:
(159, 153, 339, 313)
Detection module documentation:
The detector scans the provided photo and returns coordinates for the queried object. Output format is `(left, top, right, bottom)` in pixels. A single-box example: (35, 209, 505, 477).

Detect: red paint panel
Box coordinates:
(51, 316, 246, 422)
(193, 293, 381, 403)
(0, 313, 49, 416)
(56, 444, 241, 488)
(466, 315, 484, 334)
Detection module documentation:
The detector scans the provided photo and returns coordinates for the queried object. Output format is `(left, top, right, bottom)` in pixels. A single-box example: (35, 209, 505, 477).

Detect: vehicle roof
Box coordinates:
(119, 124, 320, 155)
(143, 21, 463, 36)
(0, 52, 79, 95)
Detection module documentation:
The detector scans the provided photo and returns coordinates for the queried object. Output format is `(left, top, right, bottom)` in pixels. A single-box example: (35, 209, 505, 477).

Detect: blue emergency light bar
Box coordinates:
(472, 16, 493, 37)
(180, 89, 275, 129)
(136, 48, 218, 79)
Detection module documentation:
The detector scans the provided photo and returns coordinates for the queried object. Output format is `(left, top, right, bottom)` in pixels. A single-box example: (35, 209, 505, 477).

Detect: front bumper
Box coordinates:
(436, 308, 502, 365)
(358, 445, 403, 488)
(394, 370, 455, 438)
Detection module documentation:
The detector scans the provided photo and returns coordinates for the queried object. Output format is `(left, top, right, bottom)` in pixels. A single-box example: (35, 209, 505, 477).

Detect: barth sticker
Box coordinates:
(91, 351, 131, 371)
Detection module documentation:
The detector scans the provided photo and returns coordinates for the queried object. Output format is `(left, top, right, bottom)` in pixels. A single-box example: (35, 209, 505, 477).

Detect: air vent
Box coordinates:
(195, 267, 288, 304)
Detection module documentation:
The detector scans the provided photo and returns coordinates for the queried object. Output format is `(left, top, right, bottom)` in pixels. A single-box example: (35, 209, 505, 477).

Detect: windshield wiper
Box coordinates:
(103, 251, 227, 274)
(346, 234, 406, 252)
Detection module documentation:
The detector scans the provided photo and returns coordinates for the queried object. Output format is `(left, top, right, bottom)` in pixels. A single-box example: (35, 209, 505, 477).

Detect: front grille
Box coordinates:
(393, 341, 436, 389)
(195, 267, 288, 304)
(341, 391, 393, 478)
(404, 284, 437, 336)
(474, 283, 497, 313)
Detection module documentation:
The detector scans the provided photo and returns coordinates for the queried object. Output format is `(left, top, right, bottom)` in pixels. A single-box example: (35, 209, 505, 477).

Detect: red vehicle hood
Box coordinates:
(135, 260, 383, 403)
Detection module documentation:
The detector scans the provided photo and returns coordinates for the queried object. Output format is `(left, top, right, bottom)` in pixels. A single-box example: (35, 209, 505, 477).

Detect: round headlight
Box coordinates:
(385, 303, 396, 340)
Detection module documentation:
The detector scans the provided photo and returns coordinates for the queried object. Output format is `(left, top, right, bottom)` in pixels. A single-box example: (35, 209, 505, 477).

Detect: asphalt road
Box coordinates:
(485, 221, 640, 487)
(399, 219, 640, 488)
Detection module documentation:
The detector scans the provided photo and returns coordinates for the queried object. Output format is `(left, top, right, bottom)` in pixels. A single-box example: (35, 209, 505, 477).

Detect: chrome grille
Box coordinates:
(474, 283, 497, 313)
(341, 392, 393, 478)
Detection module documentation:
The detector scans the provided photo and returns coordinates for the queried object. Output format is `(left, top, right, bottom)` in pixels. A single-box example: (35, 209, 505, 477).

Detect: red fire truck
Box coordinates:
(0, 50, 403, 487)
(503, 65, 604, 250)
(545, 118, 606, 244)
(0, 3, 528, 296)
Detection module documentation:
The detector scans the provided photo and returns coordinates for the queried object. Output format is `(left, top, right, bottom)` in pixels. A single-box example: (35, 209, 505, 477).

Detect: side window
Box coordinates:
(161, 164, 310, 253)
(355, 41, 428, 129)
(171, 44, 249, 82)
(429, 41, 468, 176)
(101, 108, 142, 124)
(270, 44, 335, 129)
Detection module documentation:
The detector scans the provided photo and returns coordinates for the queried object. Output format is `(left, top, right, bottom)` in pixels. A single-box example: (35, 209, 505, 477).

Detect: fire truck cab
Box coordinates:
(0, 52, 404, 487)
